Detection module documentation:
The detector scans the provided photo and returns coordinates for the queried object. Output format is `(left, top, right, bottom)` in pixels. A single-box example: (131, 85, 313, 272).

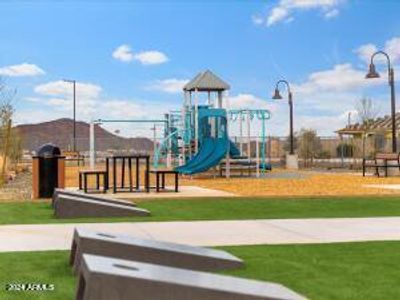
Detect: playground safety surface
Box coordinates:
(189, 171, 400, 197)
(66, 186, 236, 199)
(64, 165, 400, 198)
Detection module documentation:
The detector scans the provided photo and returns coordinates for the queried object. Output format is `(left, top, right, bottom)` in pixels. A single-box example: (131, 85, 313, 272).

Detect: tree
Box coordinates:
(355, 98, 380, 157)
(355, 97, 380, 128)
(282, 134, 298, 153)
(8, 131, 22, 167)
(297, 128, 321, 167)
(0, 78, 20, 180)
(0, 79, 14, 127)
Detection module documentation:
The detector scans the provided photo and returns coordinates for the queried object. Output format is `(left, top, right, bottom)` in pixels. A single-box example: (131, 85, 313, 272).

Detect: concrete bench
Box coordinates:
(54, 195, 149, 219)
(75, 254, 306, 300)
(53, 188, 136, 208)
(71, 228, 243, 274)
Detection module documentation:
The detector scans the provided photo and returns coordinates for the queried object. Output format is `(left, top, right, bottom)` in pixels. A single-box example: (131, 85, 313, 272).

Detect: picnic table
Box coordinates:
(106, 155, 150, 193)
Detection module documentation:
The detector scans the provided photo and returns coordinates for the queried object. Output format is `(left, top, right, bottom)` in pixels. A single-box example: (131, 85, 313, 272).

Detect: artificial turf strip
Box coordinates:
(0, 251, 74, 300)
(1, 242, 400, 300)
(2, 195, 400, 224)
(221, 242, 400, 300)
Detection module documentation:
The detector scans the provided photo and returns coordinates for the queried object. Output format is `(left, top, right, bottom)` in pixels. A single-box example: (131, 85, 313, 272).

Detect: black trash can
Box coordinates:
(32, 143, 65, 198)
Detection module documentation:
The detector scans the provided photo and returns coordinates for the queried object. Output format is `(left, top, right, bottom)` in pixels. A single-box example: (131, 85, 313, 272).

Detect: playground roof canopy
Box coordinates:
(184, 70, 230, 92)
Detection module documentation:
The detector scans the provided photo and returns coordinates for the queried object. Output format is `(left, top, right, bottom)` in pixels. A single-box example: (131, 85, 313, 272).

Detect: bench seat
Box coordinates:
(363, 153, 400, 177)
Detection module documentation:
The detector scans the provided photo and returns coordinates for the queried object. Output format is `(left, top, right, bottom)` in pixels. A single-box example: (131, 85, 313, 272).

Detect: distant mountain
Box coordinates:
(15, 118, 154, 153)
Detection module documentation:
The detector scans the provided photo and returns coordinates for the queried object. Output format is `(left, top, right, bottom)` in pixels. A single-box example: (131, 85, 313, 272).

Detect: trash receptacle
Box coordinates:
(32, 143, 65, 199)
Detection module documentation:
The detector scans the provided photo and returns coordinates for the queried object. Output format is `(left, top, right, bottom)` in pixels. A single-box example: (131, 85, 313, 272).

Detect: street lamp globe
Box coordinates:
(272, 88, 283, 100)
(365, 63, 380, 79)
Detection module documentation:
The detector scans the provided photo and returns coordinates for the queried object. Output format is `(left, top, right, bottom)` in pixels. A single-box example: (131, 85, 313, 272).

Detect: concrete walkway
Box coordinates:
(364, 184, 400, 190)
(67, 186, 237, 199)
(1, 217, 400, 252)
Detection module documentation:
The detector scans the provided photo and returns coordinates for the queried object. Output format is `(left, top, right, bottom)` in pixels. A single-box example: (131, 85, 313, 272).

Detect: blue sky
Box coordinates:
(1, 0, 400, 137)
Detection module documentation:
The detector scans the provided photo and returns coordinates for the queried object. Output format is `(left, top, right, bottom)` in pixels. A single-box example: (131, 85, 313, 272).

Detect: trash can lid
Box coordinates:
(37, 143, 61, 157)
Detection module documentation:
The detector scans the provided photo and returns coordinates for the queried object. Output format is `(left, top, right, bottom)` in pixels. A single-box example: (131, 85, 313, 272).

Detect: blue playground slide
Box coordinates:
(175, 138, 215, 173)
(176, 137, 240, 175)
(229, 140, 241, 157)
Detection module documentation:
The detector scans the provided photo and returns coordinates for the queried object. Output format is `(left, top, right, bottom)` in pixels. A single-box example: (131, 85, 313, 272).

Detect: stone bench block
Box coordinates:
(53, 188, 136, 208)
(71, 228, 243, 274)
(54, 195, 149, 219)
(75, 254, 306, 300)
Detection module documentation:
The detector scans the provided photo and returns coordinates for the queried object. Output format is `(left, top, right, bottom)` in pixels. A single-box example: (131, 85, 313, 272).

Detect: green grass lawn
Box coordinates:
(0, 251, 73, 300)
(2, 195, 400, 224)
(1, 241, 399, 299)
(223, 242, 400, 300)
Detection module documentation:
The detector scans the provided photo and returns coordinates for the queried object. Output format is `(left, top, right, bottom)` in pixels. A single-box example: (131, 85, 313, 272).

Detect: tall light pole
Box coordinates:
(365, 51, 397, 152)
(272, 80, 294, 154)
(63, 79, 77, 152)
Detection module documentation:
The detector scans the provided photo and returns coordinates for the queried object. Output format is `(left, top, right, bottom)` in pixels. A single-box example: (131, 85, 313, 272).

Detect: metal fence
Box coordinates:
(20, 134, 396, 170)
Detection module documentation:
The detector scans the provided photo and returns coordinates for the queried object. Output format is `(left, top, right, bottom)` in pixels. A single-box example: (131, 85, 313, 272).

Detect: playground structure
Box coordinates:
(89, 70, 271, 178)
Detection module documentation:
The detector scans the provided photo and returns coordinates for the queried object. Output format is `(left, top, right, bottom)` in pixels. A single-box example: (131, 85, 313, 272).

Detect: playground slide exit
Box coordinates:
(176, 137, 240, 175)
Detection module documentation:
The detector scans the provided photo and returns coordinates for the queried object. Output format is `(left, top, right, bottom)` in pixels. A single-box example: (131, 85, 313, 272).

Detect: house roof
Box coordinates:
(183, 70, 230, 92)
(337, 113, 400, 134)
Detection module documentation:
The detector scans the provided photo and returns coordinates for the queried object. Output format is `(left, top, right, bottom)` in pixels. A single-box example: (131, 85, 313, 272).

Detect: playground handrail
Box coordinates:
(153, 128, 190, 169)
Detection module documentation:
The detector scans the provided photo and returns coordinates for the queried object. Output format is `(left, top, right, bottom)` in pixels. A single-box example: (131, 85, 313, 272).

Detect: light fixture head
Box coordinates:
(365, 63, 380, 79)
(272, 88, 282, 100)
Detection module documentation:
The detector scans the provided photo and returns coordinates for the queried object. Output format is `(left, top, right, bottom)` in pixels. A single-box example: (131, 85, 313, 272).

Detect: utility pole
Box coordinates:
(63, 79, 77, 152)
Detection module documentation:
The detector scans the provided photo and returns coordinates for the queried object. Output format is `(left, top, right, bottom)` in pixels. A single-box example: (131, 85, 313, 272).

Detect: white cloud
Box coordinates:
(34, 80, 102, 98)
(148, 78, 189, 93)
(46, 98, 71, 107)
(226, 91, 363, 136)
(264, 90, 369, 136)
(133, 51, 168, 65)
(385, 37, 400, 62)
(256, 0, 345, 27)
(227, 94, 276, 137)
(267, 6, 290, 26)
(101, 100, 146, 118)
(293, 63, 384, 95)
(24, 97, 41, 103)
(295, 113, 349, 134)
(271, 60, 394, 135)
(26, 79, 178, 137)
(32, 80, 102, 117)
(105, 99, 177, 119)
(112, 44, 169, 65)
(112, 44, 134, 62)
(229, 93, 275, 111)
(0, 63, 45, 77)
(252, 15, 264, 25)
(324, 8, 339, 18)
(355, 43, 378, 64)
(227, 94, 348, 136)
(91, 99, 178, 137)
(15, 109, 66, 126)
(356, 37, 400, 64)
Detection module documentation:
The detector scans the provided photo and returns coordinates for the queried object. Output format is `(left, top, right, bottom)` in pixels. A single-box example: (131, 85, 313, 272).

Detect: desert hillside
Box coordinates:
(15, 118, 153, 152)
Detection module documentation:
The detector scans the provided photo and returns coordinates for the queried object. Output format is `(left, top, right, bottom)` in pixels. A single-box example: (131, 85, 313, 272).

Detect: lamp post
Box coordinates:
(63, 79, 77, 152)
(272, 80, 294, 155)
(365, 51, 397, 152)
